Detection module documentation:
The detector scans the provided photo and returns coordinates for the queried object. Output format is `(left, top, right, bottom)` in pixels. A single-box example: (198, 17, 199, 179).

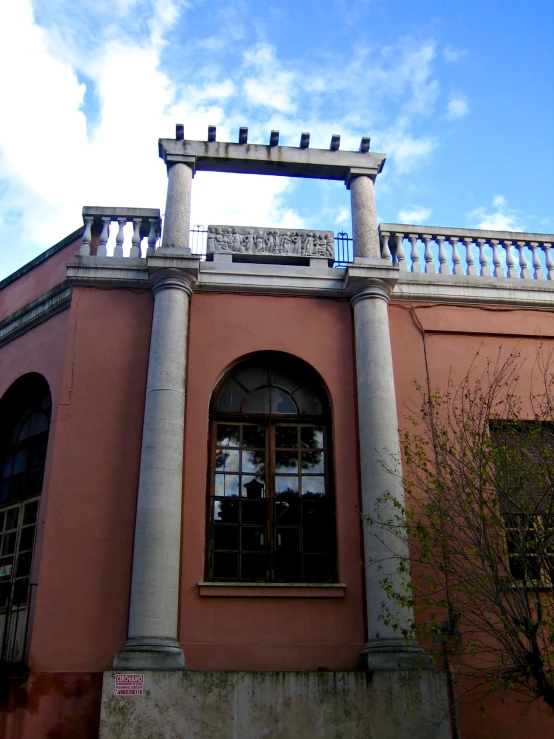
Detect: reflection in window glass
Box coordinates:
(207, 357, 335, 583)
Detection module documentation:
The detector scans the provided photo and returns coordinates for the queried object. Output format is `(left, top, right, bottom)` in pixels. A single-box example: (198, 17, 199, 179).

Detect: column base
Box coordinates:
(113, 637, 185, 671)
(360, 639, 436, 671)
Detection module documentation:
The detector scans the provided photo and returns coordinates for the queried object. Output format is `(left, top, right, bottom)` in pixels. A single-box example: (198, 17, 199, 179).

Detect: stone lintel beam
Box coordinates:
(159, 138, 385, 182)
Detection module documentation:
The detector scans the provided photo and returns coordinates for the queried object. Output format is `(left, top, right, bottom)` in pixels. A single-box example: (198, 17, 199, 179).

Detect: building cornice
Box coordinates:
(0, 282, 72, 348)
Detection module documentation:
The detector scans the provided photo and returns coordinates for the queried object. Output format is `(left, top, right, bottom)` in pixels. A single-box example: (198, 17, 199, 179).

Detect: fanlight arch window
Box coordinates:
(0, 374, 51, 609)
(206, 353, 337, 583)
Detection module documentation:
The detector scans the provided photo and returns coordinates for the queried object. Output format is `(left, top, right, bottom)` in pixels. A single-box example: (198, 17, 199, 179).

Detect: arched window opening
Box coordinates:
(0, 374, 51, 617)
(206, 353, 337, 583)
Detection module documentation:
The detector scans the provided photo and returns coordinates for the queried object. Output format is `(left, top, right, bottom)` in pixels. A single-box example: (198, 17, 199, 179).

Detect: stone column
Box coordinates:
(348, 174, 380, 259)
(352, 281, 431, 670)
(114, 269, 194, 670)
(162, 161, 194, 250)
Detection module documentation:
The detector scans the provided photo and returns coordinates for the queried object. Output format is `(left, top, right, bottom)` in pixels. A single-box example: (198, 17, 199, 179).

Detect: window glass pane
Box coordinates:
(275, 475, 299, 497)
(275, 500, 300, 525)
(301, 427, 324, 449)
(214, 500, 238, 523)
(216, 425, 240, 447)
(241, 476, 265, 498)
(276, 528, 300, 552)
(19, 526, 36, 552)
(301, 476, 325, 498)
(29, 438, 47, 470)
(0, 557, 14, 577)
(29, 413, 48, 437)
(17, 419, 31, 442)
(241, 500, 267, 525)
(275, 427, 297, 448)
(215, 449, 239, 473)
(25, 468, 44, 496)
(242, 388, 270, 414)
(275, 553, 302, 582)
(16, 550, 32, 578)
(213, 526, 239, 551)
(2, 454, 13, 479)
(0, 511, 4, 531)
(242, 451, 265, 474)
(241, 553, 268, 580)
(214, 474, 239, 497)
(303, 526, 331, 554)
(12, 450, 27, 475)
(0, 581, 10, 609)
(13, 579, 29, 606)
(271, 369, 301, 394)
(303, 554, 332, 582)
(234, 367, 268, 391)
(302, 501, 326, 525)
(5, 508, 19, 530)
(213, 552, 238, 579)
(2, 532, 16, 556)
(270, 388, 297, 415)
(217, 379, 247, 413)
(0, 482, 9, 503)
(293, 389, 323, 416)
(242, 528, 266, 551)
(276, 451, 298, 473)
(23, 501, 39, 526)
(242, 426, 265, 448)
(301, 451, 324, 473)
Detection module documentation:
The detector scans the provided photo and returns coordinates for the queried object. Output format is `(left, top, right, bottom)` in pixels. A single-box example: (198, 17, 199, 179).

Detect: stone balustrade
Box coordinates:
(379, 224, 554, 280)
(79, 207, 162, 258)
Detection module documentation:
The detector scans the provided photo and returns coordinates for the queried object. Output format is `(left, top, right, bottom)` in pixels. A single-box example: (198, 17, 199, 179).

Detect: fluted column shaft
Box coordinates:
(352, 281, 430, 670)
(114, 270, 194, 670)
(349, 175, 380, 258)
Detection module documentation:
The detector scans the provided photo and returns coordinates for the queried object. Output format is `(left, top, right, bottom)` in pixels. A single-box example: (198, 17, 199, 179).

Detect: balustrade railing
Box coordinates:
(379, 224, 554, 280)
(80, 207, 162, 257)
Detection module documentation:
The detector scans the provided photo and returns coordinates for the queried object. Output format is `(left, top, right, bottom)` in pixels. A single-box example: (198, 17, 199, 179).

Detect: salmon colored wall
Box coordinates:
(0, 673, 102, 739)
(0, 238, 81, 322)
(181, 293, 365, 671)
(29, 286, 153, 673)
(388, 300, 554, 738)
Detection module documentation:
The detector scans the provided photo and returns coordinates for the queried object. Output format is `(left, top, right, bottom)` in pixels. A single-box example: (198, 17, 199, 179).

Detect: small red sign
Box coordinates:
(114, 673, 144, 696)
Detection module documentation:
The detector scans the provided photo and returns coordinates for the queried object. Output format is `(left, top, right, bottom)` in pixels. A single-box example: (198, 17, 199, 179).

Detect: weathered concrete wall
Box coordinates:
(99, 669, 450, 739)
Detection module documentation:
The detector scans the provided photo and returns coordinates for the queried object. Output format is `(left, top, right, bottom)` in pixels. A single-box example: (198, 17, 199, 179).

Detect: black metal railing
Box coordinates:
(189, 226, 354, 267)
(0, 581, 36, 674)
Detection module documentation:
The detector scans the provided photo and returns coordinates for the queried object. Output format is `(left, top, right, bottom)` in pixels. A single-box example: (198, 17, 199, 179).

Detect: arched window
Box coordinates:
(206, 353, 337, 583)
(0, 374, 51, 609)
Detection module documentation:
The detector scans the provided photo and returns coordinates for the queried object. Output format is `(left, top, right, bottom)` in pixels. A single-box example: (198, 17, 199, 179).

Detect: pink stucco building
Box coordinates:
(1, 126, 553, 738)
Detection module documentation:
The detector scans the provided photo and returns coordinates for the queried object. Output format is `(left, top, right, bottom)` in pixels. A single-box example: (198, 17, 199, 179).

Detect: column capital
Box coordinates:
(345, 167, 379, 190)
(159, 148, 197, 176)
(350, 279, 392, 307)
(149, 265, 198, 297)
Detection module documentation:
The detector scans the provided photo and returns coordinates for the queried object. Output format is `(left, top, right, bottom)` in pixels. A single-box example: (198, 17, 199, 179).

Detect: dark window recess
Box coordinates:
(0, 374, 50, 670)
(206, 354, 337, 583)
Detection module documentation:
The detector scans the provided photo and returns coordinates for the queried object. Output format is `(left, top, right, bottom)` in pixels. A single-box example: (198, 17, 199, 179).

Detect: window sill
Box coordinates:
(197, 582, 347, 598)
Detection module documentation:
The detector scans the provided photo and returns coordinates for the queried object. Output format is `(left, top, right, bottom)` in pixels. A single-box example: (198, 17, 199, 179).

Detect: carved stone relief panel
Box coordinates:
(207, 226, 334, 258)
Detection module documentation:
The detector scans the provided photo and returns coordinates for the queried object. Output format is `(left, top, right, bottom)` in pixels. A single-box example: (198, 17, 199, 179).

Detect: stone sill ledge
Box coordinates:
(198, 582, 346, 598)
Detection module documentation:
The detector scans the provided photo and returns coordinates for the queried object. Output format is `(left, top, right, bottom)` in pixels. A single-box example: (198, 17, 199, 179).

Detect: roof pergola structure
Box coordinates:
(158, 125, 387, 260)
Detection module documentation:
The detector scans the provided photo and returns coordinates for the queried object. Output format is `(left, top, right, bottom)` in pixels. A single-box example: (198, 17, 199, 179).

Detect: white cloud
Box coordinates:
(443, 45, 468, 62)
(446, 92, 470, 120)
(243, 44, 297, 114)
(0, 2, 460, 276)
(397, 206, 432, 224)
(469, 196, 524, 232)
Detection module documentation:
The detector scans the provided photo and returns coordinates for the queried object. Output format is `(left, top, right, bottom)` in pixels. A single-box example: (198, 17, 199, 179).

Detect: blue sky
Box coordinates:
(0, 0, 552, 279)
